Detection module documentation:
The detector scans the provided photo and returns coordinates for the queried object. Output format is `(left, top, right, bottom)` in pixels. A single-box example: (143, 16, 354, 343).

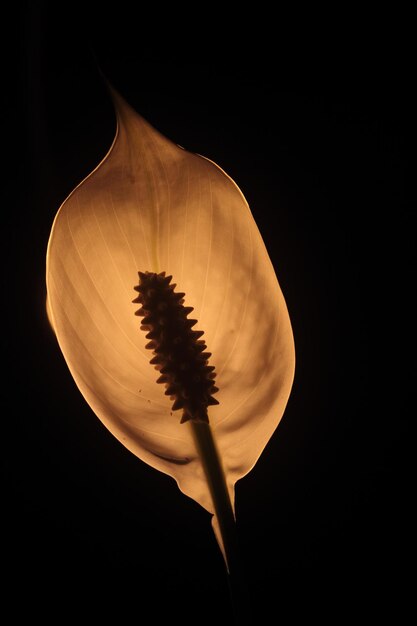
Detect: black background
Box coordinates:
(7, 3, 414, 622)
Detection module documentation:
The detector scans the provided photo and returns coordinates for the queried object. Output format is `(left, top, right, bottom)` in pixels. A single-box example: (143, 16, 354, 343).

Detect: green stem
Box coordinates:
(190, 421, 251, 625)
(191, 421, 237, 571)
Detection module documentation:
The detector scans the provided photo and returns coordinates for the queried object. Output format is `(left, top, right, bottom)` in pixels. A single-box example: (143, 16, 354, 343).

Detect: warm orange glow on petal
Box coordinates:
(46, 88, 295, 557)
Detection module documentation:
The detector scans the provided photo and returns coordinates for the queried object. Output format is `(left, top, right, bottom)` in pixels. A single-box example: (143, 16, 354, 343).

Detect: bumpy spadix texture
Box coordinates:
(133, 270, 218, 424)
(46, 88, 295, 548)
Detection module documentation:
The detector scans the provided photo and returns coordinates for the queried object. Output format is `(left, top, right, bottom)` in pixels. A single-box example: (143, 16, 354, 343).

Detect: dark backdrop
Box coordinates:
(6, 3, 414, 622)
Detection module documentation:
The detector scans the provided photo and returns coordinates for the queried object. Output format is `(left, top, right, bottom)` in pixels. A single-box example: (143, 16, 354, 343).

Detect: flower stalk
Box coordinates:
(191, 421, 251, 625)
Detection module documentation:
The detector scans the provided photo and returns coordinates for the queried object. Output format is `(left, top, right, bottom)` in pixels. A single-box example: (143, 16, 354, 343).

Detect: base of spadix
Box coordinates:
(190, 421, 237, 573)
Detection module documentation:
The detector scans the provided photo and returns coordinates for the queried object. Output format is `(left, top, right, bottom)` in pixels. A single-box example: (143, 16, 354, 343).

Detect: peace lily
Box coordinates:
(46, 88, 295, 568)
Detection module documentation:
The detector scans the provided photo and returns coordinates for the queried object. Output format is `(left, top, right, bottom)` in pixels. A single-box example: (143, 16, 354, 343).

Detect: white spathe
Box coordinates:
(46, 89, 295, 554)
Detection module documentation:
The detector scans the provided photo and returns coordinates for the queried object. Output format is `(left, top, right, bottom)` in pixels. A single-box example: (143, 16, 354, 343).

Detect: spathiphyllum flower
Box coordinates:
(46, 88, 295, 567)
